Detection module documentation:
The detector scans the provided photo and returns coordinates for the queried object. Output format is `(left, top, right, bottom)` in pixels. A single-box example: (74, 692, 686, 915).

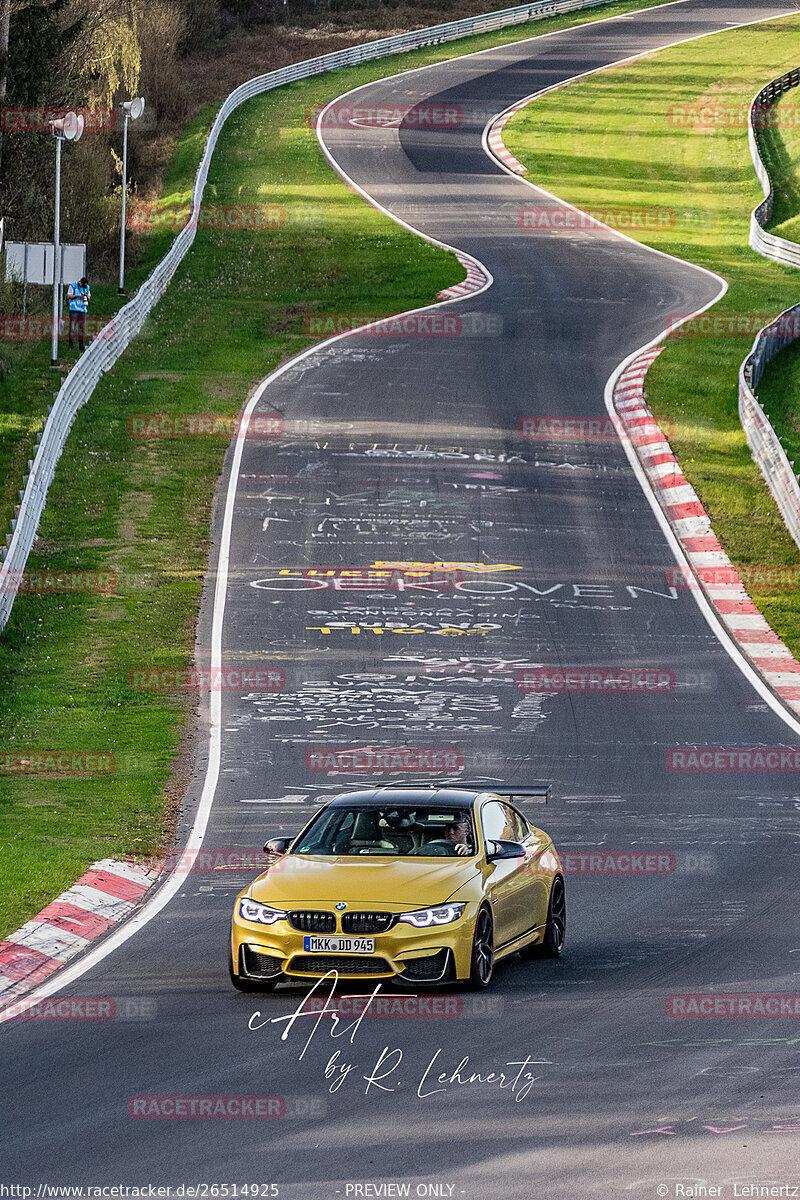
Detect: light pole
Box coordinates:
(118, 97, 145, 296)
(49, 111, 84, 368)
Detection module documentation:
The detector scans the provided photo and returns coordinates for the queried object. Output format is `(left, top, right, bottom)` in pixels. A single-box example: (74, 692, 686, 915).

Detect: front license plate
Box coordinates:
(303, 936, 375, 953)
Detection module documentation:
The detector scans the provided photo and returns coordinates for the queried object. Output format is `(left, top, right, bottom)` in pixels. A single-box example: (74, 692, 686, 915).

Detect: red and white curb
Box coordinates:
(436, 250, 491, 300)
(485, 105, 529, 176)
(614, 349, 800, 716)
(0, 858, 160, 1002)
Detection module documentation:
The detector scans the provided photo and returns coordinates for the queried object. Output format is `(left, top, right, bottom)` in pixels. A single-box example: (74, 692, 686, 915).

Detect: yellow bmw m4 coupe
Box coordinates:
(229, 786, 565, 991)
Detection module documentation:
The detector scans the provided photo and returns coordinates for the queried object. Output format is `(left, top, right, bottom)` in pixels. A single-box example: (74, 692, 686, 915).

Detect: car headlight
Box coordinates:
(398, 903, 466, 928)
(239, 898, 287, 925)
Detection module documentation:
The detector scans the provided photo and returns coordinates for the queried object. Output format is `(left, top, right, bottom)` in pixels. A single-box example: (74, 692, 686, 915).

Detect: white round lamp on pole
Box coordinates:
(118, 97, 145, 296)
(49, 110, 84, 368)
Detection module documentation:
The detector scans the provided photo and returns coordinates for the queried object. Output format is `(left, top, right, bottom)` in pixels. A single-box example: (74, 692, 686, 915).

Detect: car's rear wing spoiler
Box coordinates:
(468, 785, 551, 805)
(378, 783, 552, 804)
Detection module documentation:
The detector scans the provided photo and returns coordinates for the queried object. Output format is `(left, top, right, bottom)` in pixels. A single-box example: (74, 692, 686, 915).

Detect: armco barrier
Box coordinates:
(0, 0, 617, 634)
(740, 69, 800, 553)
(748, 67, 800, 268)
(739, 305, 800, 553)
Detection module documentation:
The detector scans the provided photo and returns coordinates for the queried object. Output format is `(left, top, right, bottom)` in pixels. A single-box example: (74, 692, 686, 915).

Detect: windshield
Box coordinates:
(291, 805, 476, 857)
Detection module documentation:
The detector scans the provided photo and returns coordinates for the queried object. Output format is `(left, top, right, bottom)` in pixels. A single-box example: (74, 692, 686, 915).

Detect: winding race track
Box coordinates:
(4, 2, 800, 1195)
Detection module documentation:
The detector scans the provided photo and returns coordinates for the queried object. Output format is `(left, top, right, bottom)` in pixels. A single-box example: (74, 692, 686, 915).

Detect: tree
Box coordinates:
(0, 1, 84, 244)
(0, 0, 11, 179)
(63, 0, 140, 107)
(6, 0, 83, 106)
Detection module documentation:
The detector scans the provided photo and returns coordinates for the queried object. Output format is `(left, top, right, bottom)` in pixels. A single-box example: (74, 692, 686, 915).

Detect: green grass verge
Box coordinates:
(0, 0, 677, 938)
(503, 13, 800, 656)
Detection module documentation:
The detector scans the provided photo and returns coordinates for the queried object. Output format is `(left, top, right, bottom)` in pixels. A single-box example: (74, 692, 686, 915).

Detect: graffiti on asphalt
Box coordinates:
(239, 674, 550, 736)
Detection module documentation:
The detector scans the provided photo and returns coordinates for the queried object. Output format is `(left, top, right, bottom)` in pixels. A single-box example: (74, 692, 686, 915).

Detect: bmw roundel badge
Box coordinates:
(335, 902, 347, 910)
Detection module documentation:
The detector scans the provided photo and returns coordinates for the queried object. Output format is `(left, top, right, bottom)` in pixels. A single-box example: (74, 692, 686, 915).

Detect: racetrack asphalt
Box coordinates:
(3, 2, 800, 1195)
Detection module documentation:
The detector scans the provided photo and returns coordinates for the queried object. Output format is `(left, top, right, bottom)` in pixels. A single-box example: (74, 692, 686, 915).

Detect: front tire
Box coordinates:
(468, 905, 494, 989)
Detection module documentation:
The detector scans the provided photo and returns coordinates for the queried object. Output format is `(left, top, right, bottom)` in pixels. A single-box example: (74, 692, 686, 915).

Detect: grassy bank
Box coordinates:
(503, 14, 800, 654)
(0, 0, 675, 938)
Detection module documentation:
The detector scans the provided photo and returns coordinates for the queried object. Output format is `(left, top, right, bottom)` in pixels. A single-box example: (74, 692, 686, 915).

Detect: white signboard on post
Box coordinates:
(5, 242, 86, 285)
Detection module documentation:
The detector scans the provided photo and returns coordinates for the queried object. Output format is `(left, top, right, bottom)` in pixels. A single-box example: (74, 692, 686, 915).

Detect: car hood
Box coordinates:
(247, 854, 481, 907)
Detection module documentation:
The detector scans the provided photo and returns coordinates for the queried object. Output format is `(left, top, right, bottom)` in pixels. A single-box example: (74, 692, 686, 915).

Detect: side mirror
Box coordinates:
(487, 839, 526, 862)
(264, 836, 293, 855)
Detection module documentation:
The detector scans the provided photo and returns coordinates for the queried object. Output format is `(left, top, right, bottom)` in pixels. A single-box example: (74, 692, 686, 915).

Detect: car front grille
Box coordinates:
(398, 950, 450, 981)
(341, 911, 397, 934)
(288, 955, 393, 976)
(288, 910, 336, 933)
(242, 947, 283, 978)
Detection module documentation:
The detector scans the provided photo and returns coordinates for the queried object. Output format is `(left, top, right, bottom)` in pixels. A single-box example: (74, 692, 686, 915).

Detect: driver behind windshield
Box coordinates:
(293, 805, 475, 856)
(444, 820, 471, 857)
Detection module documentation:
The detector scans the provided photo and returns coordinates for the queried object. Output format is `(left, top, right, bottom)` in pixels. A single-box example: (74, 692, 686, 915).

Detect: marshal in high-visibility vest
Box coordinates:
(67, 276, 91, 352)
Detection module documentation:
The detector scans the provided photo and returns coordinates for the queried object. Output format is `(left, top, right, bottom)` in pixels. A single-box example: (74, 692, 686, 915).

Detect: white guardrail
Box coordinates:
(741, 68, 800, 553)
(739, 306, 800, 552)
(748, 68, 800, 267)
(0, 0, 618, 632)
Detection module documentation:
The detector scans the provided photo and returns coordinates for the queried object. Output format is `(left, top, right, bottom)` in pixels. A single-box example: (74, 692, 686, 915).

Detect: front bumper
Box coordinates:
(231, 904, 477, 983)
